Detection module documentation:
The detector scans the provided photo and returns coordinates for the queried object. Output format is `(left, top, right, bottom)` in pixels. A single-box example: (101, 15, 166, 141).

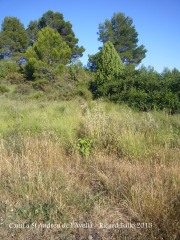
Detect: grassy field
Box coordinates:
(0, 96, 179, 240)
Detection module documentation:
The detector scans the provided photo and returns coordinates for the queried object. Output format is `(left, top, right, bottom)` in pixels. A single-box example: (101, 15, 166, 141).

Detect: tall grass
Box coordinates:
(0, 98, 179, 239)
(82, 101, 179, 162)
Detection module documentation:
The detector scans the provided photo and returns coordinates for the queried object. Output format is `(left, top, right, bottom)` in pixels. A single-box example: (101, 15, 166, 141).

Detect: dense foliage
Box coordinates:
(0, 11, 179, 114)
(27, 10, 85, 60)
(88, 12, 147, 71)
(93, 41, 124, 97)
(91, 64, 180, 113)
(25, 27, 72, 80)
(0, 10, 84, 61)
(98, 13, 147, 65)
(0, 17, 28, 58)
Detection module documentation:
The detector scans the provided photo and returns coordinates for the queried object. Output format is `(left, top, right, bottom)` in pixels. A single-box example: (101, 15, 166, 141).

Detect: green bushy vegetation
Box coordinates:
(0, 10, 179, 113)
(0, 55, 179, 114)
(0, 60, 19, 79)
(91, 64, 180, 114)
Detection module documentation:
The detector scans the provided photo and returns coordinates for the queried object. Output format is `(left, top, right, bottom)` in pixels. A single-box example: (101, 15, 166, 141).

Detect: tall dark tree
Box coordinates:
(27, 10, 85, 60)
(98, 13, 147, 65)
(0, 17, 28, 58)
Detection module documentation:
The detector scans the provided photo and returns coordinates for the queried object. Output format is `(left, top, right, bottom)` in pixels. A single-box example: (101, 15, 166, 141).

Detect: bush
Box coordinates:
(0, 60, 18, 79)
(14, 84, 31, 95)
(4, 72, 25, 84)
(75, 84, 92, 101)
(0, 85, 10, 93)
(32, 79, 49, 91)
(30, 90, 45, 99)
(91, 65, 180, 114)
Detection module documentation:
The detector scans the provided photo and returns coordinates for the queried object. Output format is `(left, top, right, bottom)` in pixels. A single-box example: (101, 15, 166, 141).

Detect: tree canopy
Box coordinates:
(25, 27, 72, 80)
(27, 10, 85, 60)
(0, 17, 28, 58)
(28, 26, 72, 65)
(97, 12, 147, 65)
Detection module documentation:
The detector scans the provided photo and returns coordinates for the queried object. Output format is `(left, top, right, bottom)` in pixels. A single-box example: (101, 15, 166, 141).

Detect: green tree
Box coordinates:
(25, 26, 72, 80)
(27, 10, 85, 60)
(26, 20, 39, 45)
(87, 52, 100, 72)
(94, 41, 124, 97)
(0, 17, 28, 58)
(97, 13, 147, 65)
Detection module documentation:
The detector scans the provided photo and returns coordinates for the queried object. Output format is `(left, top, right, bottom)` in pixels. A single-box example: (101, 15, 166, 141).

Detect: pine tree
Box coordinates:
(25, 27, 71, 80)
(0, 17, 28, 58)
(27, 10, 85, 60)
(32, 26, 71, 65)
(98, 13, 147, 65)
(94, 41, 124, 97)
(88, 12, 147, 69)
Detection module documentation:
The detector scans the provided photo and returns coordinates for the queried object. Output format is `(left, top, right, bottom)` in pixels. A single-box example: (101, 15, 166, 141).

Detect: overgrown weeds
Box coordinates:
(0, 99, 179, 239)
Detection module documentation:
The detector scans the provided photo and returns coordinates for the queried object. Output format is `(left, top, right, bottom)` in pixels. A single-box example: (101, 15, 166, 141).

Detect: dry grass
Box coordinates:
(0, 99, 179, 239)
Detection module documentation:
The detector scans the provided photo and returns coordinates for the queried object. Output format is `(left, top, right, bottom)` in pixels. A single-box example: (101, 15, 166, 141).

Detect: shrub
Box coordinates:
(92, 65, 180, 114)
(4, 72, 25, 84)
(75, 84, 92, 101)
(32, 78, 49, 91)
(0, 85, 9, 93)
(30, 90, 45, 99)
(0, 60, 18, 79)
(14, 84, 31, 95)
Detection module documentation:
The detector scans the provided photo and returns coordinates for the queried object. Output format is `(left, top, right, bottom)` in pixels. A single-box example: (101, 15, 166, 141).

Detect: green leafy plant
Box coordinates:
(77, 137, 93, 157)
(15, 202, 61, 224)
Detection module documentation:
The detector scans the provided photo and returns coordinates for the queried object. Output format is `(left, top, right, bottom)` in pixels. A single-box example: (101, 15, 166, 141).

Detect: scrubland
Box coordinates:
(0, 97, 179, 239)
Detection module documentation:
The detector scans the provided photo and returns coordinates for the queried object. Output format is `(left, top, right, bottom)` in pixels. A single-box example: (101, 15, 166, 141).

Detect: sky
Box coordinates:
(0, 0, 180, 72)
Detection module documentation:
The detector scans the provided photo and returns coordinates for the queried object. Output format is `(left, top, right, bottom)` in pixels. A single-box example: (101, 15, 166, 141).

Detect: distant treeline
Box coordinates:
(0, 10, 179, 113)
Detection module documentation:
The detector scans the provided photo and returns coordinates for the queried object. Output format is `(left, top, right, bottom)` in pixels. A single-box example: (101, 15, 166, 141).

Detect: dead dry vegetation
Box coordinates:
(0, 99, 179, 240)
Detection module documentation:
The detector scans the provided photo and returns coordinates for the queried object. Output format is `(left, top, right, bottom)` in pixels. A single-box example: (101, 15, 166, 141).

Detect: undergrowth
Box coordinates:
(0, 98, 179, 239)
